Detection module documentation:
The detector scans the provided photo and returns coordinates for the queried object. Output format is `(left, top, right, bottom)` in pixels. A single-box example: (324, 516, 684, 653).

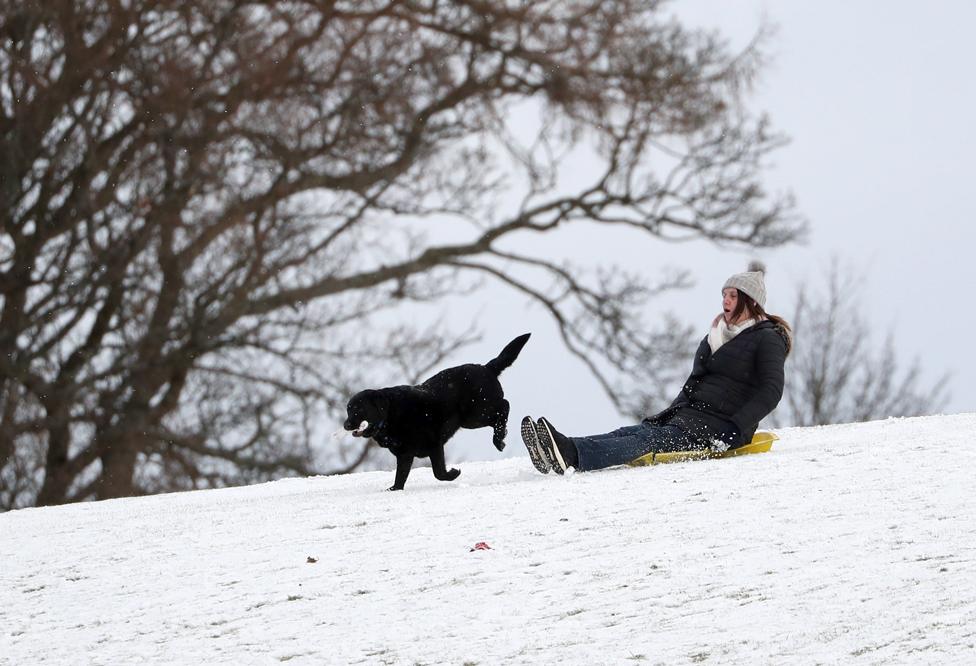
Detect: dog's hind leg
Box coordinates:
(389, 454, 415, 491)
(429, 446, 461, 482)
(491, 399, 510, 451)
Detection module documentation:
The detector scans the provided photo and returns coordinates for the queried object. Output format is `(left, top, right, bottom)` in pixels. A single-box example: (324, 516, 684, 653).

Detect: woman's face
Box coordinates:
(722, 288, 739, 324)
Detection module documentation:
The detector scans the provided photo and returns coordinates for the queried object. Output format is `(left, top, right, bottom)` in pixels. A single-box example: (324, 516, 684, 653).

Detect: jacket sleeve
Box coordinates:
(670, 337, 711, 408)
(730, 330, 787, 434)
(644, 337, 708, 423)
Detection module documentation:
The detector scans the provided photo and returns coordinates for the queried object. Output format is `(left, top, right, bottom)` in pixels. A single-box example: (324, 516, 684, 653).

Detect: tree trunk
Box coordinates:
(35, 418, 73, 506)
(93, 438, 140, 501)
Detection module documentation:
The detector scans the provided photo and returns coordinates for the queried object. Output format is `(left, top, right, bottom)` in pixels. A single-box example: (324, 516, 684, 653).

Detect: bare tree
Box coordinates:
(0, 0, 804, 509)
(772, 259, 949, 427)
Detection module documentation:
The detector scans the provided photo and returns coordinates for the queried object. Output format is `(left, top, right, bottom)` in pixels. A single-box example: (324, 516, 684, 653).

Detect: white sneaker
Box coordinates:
(520, 416, 551, 474)
(535, 417, 569, 475)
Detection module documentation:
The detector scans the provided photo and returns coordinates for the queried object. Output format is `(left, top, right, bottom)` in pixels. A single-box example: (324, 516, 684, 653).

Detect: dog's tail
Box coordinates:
(486, 333, 531, 376)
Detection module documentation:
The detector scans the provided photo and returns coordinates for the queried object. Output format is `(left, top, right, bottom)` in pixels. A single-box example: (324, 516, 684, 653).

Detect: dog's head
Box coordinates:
(343, 389, 390, 438)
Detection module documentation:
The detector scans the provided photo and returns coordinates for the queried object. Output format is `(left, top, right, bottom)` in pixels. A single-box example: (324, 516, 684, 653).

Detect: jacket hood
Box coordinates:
(754, 318, 792, 354)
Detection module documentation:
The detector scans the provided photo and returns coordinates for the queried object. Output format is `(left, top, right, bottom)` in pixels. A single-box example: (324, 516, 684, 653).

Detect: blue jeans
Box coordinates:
(570, 423, 699, 472)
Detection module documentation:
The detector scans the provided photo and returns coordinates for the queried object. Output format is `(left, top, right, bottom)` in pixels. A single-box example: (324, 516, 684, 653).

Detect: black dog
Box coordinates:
(344, 333, 530, 490)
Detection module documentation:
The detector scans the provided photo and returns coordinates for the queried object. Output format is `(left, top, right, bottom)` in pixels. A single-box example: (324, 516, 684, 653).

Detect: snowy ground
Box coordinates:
(2, 413, 975, 665)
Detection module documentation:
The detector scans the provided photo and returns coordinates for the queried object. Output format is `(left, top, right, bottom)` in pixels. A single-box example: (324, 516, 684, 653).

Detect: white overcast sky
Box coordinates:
(421, 1, 976, 461)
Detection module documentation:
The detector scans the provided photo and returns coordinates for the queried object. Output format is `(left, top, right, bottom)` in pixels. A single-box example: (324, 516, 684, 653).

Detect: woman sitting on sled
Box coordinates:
(522, 262, 793, 474)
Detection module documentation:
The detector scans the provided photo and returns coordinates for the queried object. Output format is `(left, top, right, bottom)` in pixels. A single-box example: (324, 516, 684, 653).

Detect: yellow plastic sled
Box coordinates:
(628, 431, 778, 467)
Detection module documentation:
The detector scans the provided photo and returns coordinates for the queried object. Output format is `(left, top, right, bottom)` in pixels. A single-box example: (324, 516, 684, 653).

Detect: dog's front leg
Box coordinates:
(491, 399, 510, 451)
(389, 454, 414, 491)
(429, 445, 460, 482)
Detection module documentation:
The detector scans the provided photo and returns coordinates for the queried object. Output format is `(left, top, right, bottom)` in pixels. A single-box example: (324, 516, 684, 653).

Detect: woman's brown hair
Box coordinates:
(731, 289, 793, 355)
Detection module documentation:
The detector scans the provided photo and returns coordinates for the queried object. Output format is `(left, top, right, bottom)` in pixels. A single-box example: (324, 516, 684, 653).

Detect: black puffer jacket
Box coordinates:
(645, 319, 788, 448)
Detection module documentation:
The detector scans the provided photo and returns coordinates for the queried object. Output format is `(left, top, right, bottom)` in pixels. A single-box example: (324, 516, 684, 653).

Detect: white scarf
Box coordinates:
(708, 314, 757, 354)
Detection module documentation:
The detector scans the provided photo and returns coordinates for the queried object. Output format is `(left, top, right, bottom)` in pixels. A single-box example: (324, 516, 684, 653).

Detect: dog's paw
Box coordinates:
(493, 437, 506, 451)
(387, 485, 404, 492)
(445, 468, 461, 481)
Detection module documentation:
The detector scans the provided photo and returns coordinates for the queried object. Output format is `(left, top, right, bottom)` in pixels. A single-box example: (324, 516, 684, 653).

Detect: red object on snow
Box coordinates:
(470, 542, 491, 551)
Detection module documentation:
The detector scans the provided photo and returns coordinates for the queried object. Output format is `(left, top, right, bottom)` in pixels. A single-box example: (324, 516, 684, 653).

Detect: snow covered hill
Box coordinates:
(2, 414, 975, 665)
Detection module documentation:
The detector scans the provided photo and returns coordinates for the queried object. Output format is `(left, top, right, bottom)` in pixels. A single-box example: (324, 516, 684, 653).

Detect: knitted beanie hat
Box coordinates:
(723, 261, 767, 308)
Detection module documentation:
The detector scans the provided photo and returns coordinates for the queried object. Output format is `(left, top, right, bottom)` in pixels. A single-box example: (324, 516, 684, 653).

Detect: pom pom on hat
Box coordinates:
(724, 260, 767, 308)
